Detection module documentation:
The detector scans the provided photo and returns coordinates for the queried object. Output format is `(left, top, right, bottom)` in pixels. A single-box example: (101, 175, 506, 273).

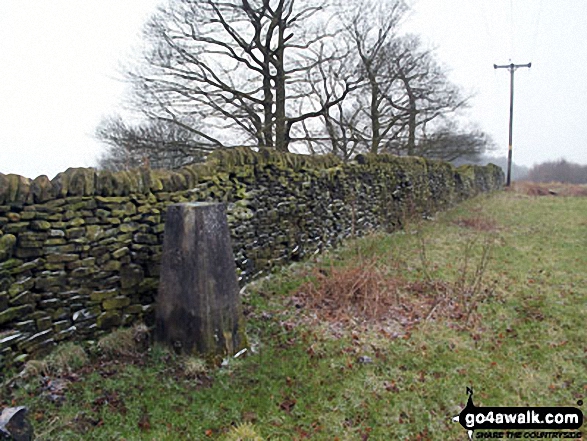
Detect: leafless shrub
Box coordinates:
(294, 224, 497, 330)
(417, 233, 497, 326)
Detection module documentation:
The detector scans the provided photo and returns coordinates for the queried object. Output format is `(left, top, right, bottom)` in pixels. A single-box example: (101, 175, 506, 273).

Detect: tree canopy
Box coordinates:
(97, 0, 491, 169)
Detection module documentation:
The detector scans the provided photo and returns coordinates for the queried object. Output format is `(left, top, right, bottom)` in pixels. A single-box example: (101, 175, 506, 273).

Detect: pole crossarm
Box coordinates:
(493, 61, 531, 187)
(494, 62, 532, 70)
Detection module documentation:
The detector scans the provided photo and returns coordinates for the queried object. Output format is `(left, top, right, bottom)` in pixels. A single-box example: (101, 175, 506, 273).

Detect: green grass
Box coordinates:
(1, 190, 586, 440)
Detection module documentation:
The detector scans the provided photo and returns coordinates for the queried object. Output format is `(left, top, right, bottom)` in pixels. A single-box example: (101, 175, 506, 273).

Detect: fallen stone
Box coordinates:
(0, 406, 34, 441)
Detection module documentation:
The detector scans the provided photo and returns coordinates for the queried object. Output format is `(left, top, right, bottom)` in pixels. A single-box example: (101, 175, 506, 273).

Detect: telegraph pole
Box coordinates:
(494, 62, 531, 187)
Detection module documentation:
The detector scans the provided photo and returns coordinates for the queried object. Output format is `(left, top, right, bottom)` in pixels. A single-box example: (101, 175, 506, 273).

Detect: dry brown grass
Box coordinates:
(452, 215, 499, 232)
(511, 181, 587, 197)
(293, 259, 403, 323)
(293, 234, 497, 332)
(97, 324, 150, 358)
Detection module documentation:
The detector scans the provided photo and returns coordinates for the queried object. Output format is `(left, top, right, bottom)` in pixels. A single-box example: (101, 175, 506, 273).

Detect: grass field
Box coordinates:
(2, 185, 586, 440)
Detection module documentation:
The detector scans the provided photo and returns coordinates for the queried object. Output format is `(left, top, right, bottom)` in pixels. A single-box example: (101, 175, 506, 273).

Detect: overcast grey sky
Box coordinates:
(1, 0, 585, 179)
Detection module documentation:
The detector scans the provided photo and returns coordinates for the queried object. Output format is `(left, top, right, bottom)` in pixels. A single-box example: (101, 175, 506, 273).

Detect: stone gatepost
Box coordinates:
(155, 202, 246, 359)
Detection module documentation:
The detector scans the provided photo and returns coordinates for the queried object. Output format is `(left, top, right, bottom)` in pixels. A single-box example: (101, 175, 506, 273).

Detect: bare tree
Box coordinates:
(387, 35, 467, 156)
(96, 115, 206, 171)
(125, 0, 358, 154)
(345, 0, 407, 154)
(98, 0, 486, 165)
(300, 0, 408, 159)
(416, 123, 494, 162)
(527, 159, 587, 184)
(311, 1, 471, 160)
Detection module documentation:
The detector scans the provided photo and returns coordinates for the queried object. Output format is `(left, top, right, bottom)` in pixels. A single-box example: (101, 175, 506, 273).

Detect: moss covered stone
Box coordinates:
(30, 220, 51, 231)
(0, 234, 16, 260)
(90, 288, 118, 302)
(0, 305, 33, 326)
(120, 264, 144, 289)
(103, 296, 131, 310)
(97, 311, 122, 329)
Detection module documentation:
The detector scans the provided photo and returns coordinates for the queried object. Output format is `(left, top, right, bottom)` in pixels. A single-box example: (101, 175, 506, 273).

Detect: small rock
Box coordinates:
(0, 406, 34, 441)
(357, 355, 373, 364)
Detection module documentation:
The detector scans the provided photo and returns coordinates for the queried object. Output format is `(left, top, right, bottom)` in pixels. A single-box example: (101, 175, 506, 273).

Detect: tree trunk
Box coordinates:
(274, 14, 288, 152)
(369, 75, 381, 154)
(262, 61, 274, 148)
(155, 202, 246, 360)
(405, 85, 417, 156)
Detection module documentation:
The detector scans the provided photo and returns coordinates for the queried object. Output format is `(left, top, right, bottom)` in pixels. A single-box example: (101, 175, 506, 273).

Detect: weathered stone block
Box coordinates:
(3, 223, 29, 234)
(124, 202, 137, 215)
(66, 257, 95, 270)
(7, 213, 21, 222)
(52, 320, 71, 332)
(51, 307, 70, 321)
(90, 289, 118, 302)
(32, 174, 56, 203)
(19, 211, 36, 221)
(0, 234, 16, 260)
(133, 233, 158, 245)
(103, 260, 121, 272)
(102, 296, 131, 310)
(65, 227, 85, 239)
(119, 222, 139, 233)
(0, 333, 22, 351)
(44, 263, 65, 271)
(54, 326, 76, 341)
(36, 316, 53, 332)
(45, 237, 66, 245)
(46, 253, 79, 263)
(124, 304, 143, 315)
(15, 320, 36, 333)
(85, 225, 103, 242)
(9, 291, 33, 306)
(151, 223, 165, 234)
(14, 247, 43, 259)
(120, 264, 144, 289)
(71, 267, 95, 278)
(30, 220, 51, 231)
(45, 244, 77, 254)
(39, 298, 60, 309)
(156, 202, 247, 358)
(18, 329, 53, 351)
(97, 311, 122, 329)
(67, 217, 85, 228)
(0, 305, 33, 326)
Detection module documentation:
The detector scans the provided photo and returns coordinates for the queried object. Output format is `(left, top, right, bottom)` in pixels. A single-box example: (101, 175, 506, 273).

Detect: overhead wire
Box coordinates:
(528, 0, 544, 65)
(479, 0, 496, 59)
(509, 0, 514, 61)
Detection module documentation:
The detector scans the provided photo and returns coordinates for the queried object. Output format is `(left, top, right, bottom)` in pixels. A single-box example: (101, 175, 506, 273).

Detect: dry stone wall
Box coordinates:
(0, 148, 504, 368)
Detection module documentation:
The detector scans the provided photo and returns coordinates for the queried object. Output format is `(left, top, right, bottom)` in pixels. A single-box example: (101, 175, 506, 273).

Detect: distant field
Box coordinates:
(2, 186, 586, 440)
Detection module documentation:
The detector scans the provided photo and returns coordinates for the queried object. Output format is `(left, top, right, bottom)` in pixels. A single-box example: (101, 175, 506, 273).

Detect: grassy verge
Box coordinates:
(1, 187, 586, 440)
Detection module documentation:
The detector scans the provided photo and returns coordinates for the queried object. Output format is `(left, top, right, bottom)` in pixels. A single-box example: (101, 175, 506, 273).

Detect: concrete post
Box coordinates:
(155, 202, 246, 359)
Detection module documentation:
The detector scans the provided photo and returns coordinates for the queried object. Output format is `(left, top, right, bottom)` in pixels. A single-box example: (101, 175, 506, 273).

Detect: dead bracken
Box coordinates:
(291, 249, 497, 333)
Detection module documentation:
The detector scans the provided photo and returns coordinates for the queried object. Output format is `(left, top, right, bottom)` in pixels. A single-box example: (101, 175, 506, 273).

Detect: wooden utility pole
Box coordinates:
(494, 62, 531, 187)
